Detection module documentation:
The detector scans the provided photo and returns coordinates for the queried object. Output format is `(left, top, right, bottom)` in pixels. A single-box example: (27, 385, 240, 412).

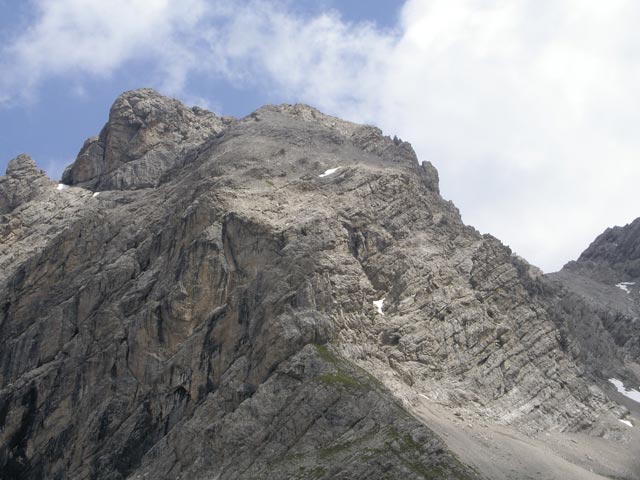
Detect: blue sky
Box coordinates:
(0, 0, 400, 178)
(1, 0, 639, 273)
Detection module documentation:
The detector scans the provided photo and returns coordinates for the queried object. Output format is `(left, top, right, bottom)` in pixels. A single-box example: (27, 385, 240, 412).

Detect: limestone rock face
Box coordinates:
(551, 219, 640, 371)
(1, 89, 638, 480)
(0, 155, 51, 214)
(61, 88, 233, 190)
(576, 218, 640, 280)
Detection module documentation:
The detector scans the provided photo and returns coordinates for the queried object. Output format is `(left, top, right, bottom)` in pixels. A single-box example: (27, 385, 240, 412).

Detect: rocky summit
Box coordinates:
(0, 89, 639, 479)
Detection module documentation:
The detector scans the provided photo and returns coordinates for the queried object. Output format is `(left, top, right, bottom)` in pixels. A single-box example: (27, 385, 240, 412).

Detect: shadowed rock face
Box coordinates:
(569, 218, 640, 282)
(0, 89, 637, 479)
(550, 219, 640, 373)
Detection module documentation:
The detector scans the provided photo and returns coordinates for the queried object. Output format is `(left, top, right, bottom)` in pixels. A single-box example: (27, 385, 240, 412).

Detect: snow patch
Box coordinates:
(616, 282, 635, 293)
(319, 166, 340, 177)
(619, 419, 633, 427)
(56, 183, 69, 190)
(373, 298, 385, 315)
(92, 192, 100, 197)
(609, 378, 640, 403)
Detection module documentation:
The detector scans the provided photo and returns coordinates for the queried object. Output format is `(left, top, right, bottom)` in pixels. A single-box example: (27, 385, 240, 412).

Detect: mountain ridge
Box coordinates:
(1, 88, 638, 479)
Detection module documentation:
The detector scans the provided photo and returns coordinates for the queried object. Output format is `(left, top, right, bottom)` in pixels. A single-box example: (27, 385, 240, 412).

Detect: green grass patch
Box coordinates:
(314, 344, 339, 364)
(316, 372, 362, 389)
(319, 440, 355, 458)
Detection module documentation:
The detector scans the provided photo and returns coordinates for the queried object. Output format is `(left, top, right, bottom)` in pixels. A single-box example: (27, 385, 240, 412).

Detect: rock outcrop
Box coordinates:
(551, 219, 640, 377)
(61, 88, 233, 190)
(1, 89, 638, 479)
(0, 155, 51, 214)
(572, 219, 640, 281)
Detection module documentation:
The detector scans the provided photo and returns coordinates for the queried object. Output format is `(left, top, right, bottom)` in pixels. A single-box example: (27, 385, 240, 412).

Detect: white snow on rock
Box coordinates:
(615, 282, 635, 293)
(619, 419, 633, 427)
(56, 183, 69, 190)
(373, 298, 385, 315)
(609, 378, 640, 403)
(319, 167, 340, 177)
(92, 192, 100, 197)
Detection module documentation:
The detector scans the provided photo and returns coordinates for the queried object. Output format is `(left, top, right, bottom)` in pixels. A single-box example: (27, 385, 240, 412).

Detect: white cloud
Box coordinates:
(2, 0, 639, 272)
(0, 0, 210, 104)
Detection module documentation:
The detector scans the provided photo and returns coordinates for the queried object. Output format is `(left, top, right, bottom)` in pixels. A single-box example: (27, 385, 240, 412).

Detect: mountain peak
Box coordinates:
(574, 218, 640, 280)
(1, 153, 50, 213)
(6, 153, 40, 176)
(61, 88, 233, 190)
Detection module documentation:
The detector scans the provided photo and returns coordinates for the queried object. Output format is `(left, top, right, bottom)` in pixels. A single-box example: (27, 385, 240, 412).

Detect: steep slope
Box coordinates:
(551, 219, 640, 388)
(0, 89, 638, 479)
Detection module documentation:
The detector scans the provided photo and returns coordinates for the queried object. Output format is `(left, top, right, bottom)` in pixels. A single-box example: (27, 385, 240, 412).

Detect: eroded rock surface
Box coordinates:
(0, 89, 638, 479)
(61, 88, 234, 190)
(551, 219, 640, 380)
(0, 155, 52, 214)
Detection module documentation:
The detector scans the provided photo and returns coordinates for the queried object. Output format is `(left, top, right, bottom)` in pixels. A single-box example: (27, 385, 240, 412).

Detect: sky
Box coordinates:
(1, 0, 639, 273)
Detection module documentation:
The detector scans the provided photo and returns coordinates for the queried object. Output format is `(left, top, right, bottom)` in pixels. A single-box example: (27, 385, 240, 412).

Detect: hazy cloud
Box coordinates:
(2, 0, 639, 272)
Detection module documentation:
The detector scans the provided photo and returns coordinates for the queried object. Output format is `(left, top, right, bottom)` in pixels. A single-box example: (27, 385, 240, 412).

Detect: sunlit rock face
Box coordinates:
(61, 88, 233, 191)
(0, 154, 52, 214)
(0, 89, 636, 479)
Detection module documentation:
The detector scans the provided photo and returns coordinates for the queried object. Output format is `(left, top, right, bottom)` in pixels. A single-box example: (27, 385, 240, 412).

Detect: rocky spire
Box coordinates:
(62, 88, 234, 190)
(6, 153, 41, 176)
(0, 153, 50, 213)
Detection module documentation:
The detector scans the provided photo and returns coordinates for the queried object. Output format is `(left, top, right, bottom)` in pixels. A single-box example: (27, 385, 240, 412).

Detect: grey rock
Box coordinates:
(550, 218, 640, 376)
(62, 88, 234, 190)
(573, 218, 640, 280)
(0, 154, 52, 214)
(0, 89, 637, 479)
